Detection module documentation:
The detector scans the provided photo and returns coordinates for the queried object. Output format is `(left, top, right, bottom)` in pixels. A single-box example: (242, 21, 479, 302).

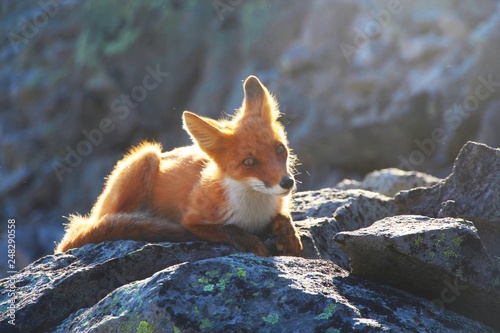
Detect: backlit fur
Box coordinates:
(56, 76, 302, 256)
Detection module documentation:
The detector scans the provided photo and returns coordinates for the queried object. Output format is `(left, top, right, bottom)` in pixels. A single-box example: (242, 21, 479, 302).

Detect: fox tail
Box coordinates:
(55, 212, 195, 253)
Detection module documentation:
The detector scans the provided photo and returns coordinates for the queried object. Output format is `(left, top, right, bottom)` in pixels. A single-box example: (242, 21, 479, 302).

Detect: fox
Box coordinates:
(55, 75, 303, 256)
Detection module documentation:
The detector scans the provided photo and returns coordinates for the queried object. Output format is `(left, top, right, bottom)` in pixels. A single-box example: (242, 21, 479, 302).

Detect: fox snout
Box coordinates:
(280, 176, 294, 190)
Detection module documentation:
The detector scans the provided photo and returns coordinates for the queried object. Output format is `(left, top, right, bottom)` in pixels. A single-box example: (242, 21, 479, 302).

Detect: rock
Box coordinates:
(1, 252, 494, 333)
(0, 241, 238, 333)
(395, 141, 500, 261)
(334, 215, 500, 330)
(335, 168, 441, 197)
(291, 188, 400, 268)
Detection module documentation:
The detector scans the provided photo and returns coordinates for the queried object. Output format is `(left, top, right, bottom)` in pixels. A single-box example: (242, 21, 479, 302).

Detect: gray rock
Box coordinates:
(0, 241, 238, 333)
(49, 255, 495, 333)
(334, 215, 500, 330)
(336, 168, 441, 197)
(396, 141, 500, 261)
(291, 188, 401, 268)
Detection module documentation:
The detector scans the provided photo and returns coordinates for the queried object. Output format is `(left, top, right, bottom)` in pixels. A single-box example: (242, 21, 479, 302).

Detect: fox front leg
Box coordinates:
(270, 214, 303, 256)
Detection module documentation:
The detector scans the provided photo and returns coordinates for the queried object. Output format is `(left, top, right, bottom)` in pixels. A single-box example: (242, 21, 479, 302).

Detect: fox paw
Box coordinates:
(235, 234, 270, 257)
(224, 224, 270, 256)
(276, 232, 303, 256)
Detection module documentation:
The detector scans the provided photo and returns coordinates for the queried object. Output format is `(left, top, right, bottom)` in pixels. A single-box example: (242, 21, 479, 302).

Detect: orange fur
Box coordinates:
(55, 76, 302, 256)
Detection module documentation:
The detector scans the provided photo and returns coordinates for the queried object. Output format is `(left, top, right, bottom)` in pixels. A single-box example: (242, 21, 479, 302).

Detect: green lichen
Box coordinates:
(315, 303, 337, 320)
(326, 329, 341, 333)
(198, 277, 210, 284)
(414, 235, 424, 247)
(122, 314, 146, 333)
(110, 295, 121, 307)
(428, 251, 436, 258)
(436, 233, 447, 247)
(121, 320, 135, 333)
(455, 267, 464, 279)
(199, 319, 213, 330)
(237, 267, 247, 278)
(136, 320, 154, 333)
(173, 326, 181, 333)
(198, 269, 235, 293)
(203, 284, 215, 292)
(216, 274, 232, 291)
(452, 236, 464, 248)
(262, 312, 280, 324)
(443, 247, 459, 258)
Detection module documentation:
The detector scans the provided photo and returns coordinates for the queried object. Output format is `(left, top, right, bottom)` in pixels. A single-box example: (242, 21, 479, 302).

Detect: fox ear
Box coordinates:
(183, 111, 225, 154)
(243, 75, 278, 121)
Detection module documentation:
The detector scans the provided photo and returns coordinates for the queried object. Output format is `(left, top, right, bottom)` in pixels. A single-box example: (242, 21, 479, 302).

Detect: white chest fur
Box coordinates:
(223, 178, 280, 233)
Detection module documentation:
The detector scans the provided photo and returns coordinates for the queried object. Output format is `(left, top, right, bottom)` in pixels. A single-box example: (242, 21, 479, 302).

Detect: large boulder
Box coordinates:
(292, 188, 400, 268)
(396, 141, 500, 261)
(0, 249, 494, 333)
(0, 241, 238, 333)
(333, 141, 500, 330)
(335, 215, 500, 329)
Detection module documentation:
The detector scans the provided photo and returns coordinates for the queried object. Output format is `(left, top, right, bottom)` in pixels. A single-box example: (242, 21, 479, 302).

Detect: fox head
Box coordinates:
(183, 75, 295, 196)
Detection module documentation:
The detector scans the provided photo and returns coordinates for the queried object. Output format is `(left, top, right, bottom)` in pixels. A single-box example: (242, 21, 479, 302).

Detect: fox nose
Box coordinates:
(280, 176, 294, 190)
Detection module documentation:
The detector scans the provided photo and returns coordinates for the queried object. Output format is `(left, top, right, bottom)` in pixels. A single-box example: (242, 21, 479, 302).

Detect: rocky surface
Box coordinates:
(396, 141, 500, 261)
(2, 0, 500, 268)
(335, 168, 441, 197)
(50, 255, 493, 333)
(335, 215, 500, 329)
(0, 141, 498, 332)
(0, 245, 495, 333)
(291, 188, 400, 269)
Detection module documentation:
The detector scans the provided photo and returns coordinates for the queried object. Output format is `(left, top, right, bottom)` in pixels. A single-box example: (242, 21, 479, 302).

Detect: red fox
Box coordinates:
(55, 76, 302, 256)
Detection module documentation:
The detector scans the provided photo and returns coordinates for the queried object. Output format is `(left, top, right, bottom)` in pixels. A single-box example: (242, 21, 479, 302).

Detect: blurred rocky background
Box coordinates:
(1, 0, 499, 272)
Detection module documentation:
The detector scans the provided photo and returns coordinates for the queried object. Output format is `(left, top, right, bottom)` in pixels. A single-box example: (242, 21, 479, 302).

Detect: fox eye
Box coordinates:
(276, 144, 286, 155)
(243, 157, 257, 166)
